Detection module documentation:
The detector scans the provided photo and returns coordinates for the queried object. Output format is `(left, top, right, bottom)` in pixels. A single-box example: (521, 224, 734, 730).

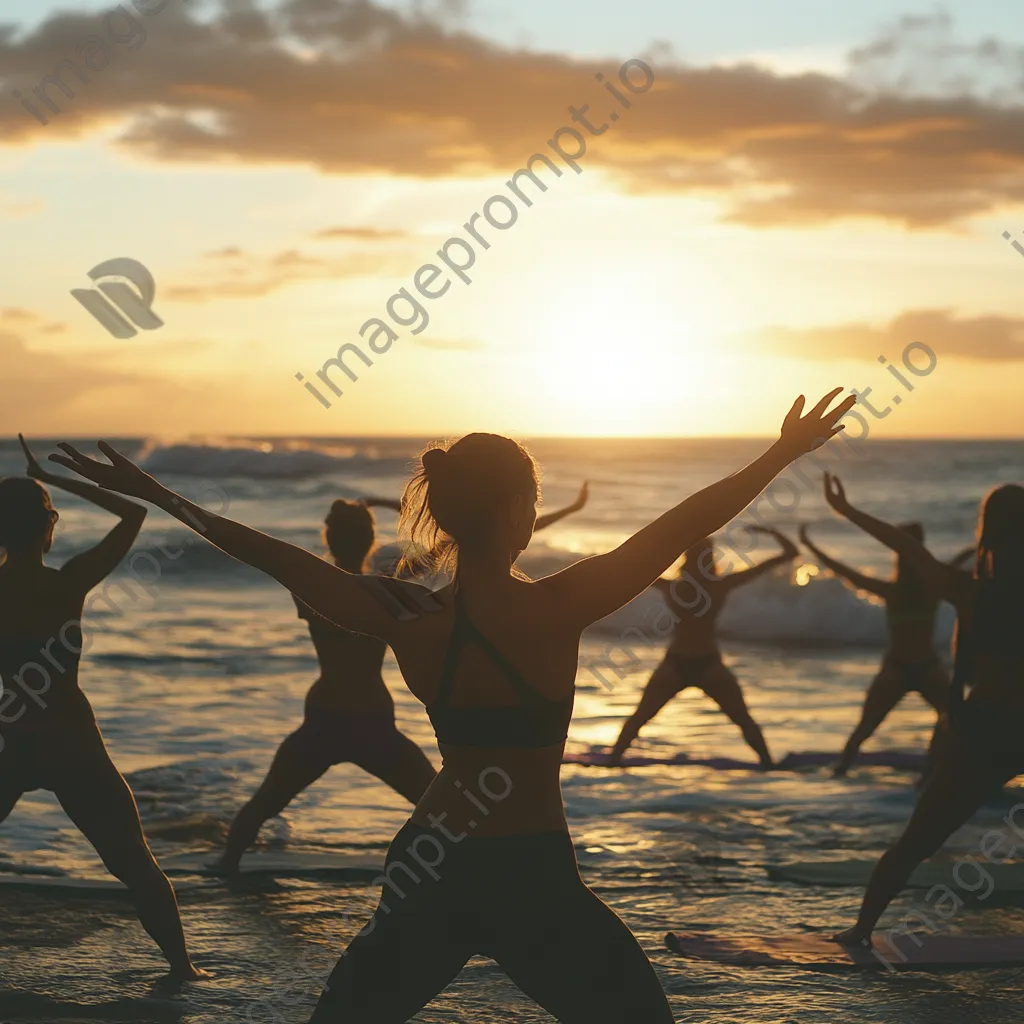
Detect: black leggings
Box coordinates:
(309, 821, 674, 1023)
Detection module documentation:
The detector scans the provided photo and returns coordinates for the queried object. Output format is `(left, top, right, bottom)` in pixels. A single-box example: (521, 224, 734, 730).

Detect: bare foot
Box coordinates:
(758, 758, 775, 772)
(833, 928, 871, 947)
(832, 764, 849, 778)
(172, 962, 213, 980)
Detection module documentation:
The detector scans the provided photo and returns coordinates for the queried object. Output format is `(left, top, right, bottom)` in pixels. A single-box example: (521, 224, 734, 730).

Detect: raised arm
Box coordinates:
(20, 434, 146, 593)
(362, 497, 404, 513)
(535, 481, 589, 532)
(721, 526, 799, 592)
(542, 390, 856, 627)
(798, 523, 892, 599)
(823, 473, 968, 601)
(49, 442, 442, 642)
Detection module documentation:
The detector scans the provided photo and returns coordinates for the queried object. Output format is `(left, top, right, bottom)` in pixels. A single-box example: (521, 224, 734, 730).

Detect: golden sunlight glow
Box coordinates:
(520, 269, 733, 436)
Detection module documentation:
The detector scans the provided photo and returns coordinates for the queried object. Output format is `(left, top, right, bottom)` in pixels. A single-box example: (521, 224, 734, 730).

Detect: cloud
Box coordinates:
(1, 307, 40, 322)
(0, 330, 294, 435)
(0, 192, 44, 218)
(0, 330, 150, 418)
(168, 245, 412, 301)
(755, 309, 1024, 362)
(3, 4, 1024, 227)
(313, 226, 408, 241)
(1, 307, 67, 336)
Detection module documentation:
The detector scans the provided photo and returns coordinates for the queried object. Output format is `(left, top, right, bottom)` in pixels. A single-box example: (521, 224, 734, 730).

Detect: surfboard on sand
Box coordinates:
(768, 859, 1024, 892)
(562, 749, 926, 771)
(160, 850, 384, 879)
(664, 931, 1024, 968)
(562, 751, 767, 770)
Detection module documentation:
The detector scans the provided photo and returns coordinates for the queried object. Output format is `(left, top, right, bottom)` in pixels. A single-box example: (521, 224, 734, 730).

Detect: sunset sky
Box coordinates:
(2, 0, 1024, 438)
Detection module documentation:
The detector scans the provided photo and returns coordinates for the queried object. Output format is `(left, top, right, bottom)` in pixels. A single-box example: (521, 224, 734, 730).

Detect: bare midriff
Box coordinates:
(410, 743, 567, 837)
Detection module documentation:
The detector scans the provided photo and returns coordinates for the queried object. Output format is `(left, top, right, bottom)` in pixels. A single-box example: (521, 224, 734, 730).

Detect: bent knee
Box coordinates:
(101, 842, 161, 882)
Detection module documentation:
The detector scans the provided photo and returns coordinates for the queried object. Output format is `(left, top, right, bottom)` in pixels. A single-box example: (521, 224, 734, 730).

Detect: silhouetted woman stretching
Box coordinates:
(51, 390, 852, 1023)
(609, 527, 797, 767)
(602, 528, 794, 770)
(0, 437, 204, 978)
(216, 485, 588, 873)
(821, 475, 1024, 950)
(800, 522, 954, 777)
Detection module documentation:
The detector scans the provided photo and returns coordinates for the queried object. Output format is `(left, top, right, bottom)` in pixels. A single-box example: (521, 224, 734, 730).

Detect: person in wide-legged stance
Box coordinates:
(50, 388, 852, 1022)
(609, 526, 798, 768)
(800, 522, 968, 777)
(0, 436, 205, 978)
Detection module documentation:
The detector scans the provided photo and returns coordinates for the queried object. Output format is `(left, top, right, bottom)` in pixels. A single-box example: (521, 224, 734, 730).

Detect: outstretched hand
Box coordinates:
(573, 481, 590, 510)
(751, 524, 798, 557)
(18, 433, 50, 482)
(48, 441, 157, 501)
(823, 472, 850, 514)
(778, 389, 857, 460)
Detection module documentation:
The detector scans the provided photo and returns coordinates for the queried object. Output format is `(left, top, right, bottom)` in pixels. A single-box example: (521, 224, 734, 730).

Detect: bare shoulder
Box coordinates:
(362, 574, 451, 619)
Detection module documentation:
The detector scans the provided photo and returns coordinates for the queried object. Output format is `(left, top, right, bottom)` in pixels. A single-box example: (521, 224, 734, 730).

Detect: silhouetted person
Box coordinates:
(50, 388, 853, 1021)
(823, 475, 1024, 951)
(609, 527, 797, 768)
(800, 522, 963, 777)
(0, 436, 205, 978)
(215, 484, 588, 873)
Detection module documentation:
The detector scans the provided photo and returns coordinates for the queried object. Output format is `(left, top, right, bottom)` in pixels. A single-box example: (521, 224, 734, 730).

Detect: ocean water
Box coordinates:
(2, 435, 1023, 1024)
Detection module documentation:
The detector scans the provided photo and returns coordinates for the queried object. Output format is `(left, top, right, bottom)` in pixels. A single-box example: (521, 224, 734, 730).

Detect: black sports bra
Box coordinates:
(427, 592, 573, 749)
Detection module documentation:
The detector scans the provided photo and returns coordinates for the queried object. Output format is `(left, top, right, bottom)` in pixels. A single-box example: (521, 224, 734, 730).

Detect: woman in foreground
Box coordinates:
(609, 527, 798, 768)
(51, 390, 852, 1023)
(216, 484, 589, 873)
(822, 474, 1024, 949)
(0, 437, 204, 978)
(800, 522, 951, 777)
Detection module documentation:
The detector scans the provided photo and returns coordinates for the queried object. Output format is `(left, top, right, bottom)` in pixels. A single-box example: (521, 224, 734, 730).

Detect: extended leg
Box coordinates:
(834, 664, 906, 776)
(836, 729, 1003, 945)
(492, 873, 674, 1024)
(54, 728, 203, 977)
(218, 726, 332, 872)
(701, 662, 773, 767)
(609, 658, 682, 764)
(307, 849, 470, 1022)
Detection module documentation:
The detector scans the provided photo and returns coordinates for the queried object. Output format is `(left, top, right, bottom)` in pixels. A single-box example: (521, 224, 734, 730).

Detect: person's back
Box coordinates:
(0, 559, 89, 732)
(299, 604, 394, 715)
(663, 571, 728, 658)
(884, 581, 939, 660)
(397, 575, 578, 837)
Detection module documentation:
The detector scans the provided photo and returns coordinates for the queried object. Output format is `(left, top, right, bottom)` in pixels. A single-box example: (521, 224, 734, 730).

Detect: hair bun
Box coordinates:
(422, 448, 448, 475)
